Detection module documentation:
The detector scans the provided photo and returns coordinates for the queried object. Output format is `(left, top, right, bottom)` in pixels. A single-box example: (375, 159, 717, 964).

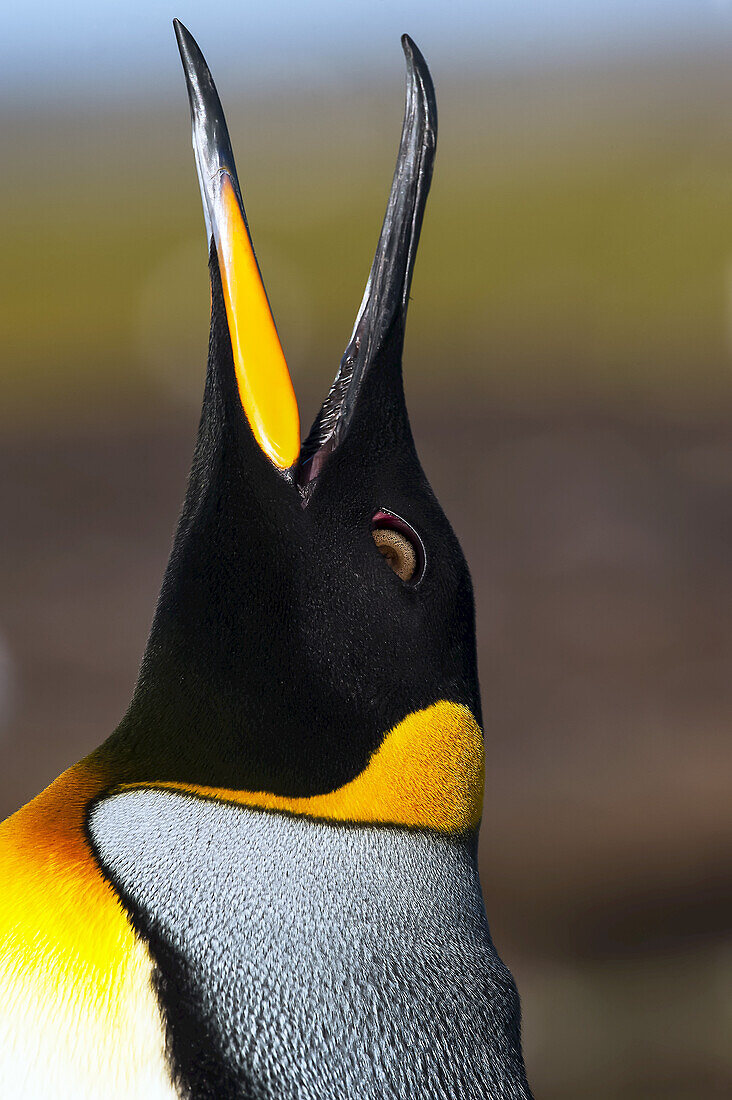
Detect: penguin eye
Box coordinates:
(371, 511, 426, 586)
(373, 528, 416, 581)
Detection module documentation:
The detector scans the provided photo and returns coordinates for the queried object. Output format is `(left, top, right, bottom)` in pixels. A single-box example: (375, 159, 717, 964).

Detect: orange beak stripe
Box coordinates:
(214, 173, 300, 471)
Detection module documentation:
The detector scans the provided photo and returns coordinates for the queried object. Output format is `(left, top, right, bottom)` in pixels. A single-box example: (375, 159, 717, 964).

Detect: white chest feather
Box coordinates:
(89, 789, 530, 1100)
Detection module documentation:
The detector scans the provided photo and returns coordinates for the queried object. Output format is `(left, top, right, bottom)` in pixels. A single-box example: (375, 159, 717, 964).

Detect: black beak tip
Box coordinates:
(173, 18, 205, 77)
(172, 17, 218, 108)
(399, 34, 437, 138)
(172, 17, 190, 54)
(172, 16, 238, 187)
(400, 34, 427, 73)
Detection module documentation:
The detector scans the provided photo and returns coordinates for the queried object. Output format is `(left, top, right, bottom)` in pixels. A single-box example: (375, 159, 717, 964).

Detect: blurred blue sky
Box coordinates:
(4, 0, 732, 103)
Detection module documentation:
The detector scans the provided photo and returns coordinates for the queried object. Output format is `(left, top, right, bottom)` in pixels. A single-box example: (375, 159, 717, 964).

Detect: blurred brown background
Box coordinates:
(1, 3, 732, 1097)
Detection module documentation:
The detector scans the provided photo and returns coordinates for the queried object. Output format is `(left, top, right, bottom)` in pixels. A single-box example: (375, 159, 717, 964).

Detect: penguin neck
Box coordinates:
(96, 699, 485, 836)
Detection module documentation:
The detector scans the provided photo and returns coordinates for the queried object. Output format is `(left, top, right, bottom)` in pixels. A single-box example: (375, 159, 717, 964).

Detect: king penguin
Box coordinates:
(0, 20, 533, 1100)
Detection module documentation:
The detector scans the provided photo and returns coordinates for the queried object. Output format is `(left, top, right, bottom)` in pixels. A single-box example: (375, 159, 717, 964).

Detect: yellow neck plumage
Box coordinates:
(121, 700, 484, 833)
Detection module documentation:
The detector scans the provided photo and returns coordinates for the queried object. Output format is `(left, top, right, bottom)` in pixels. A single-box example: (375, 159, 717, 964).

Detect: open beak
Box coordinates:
(174, 22, 436, 490)
(174, 19, 300, 472)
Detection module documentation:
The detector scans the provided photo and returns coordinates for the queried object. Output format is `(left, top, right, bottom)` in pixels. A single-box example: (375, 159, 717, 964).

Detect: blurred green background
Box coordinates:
(2, 2, 732, 1097)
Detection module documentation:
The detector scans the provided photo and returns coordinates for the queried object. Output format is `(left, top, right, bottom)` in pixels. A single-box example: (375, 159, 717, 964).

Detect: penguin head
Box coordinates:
(110, 22, 483, 832)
